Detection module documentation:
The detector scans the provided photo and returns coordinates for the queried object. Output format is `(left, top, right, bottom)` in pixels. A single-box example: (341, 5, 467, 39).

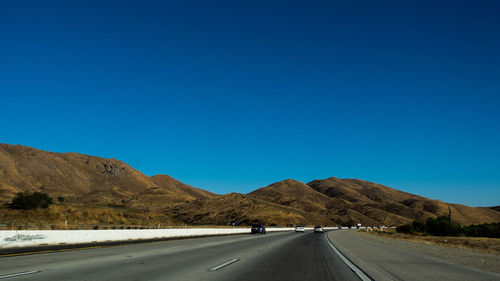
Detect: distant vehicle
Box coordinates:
(295, 225, 305, 232)
(229, 221, 237, 226)
(251, 224, 266, 234)
(313, 225, 323, 233)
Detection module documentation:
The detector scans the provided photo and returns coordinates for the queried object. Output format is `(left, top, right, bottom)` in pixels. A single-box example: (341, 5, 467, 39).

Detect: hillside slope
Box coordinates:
(1, 143, 498, 227)
(308, 177, 500, 226)
(0, 144, 213, 206)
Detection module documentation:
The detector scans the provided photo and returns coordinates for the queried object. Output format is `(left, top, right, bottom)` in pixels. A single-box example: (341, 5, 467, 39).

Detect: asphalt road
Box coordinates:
(328, 230, 500, 281)
(0, 231, 360, 281)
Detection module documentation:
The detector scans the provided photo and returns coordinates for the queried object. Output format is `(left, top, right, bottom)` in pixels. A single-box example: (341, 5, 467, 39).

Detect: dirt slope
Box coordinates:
(1, 143, 498, 227)
(0, 144, 213, 206)
(308, 177, 500, 226)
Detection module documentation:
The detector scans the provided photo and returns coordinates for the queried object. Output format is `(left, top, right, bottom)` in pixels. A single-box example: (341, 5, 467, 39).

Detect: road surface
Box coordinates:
(0, 231, 360, 281)
(2, 230, 498, 281)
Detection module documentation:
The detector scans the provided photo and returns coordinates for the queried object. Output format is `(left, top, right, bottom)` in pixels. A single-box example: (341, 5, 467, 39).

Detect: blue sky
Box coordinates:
(1, 1, 499, 206)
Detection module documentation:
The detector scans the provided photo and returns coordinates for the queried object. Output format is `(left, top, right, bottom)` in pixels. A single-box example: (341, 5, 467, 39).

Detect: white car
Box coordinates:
(295, 225, 305, 232)
(313, 225, 323, 233)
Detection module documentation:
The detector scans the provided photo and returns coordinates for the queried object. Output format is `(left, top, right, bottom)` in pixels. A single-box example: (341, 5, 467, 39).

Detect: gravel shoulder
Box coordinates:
(355, 231, 500, 274)
(327, 230, 500, 281)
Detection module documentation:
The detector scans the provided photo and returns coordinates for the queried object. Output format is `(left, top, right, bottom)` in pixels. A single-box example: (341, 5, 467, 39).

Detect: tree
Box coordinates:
(396, 224, 414, 234)
(10, 192, 53, 210)
(425, 216, 462, 236)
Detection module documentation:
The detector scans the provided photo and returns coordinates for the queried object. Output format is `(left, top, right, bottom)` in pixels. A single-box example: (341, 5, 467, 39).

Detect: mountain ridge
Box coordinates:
(1, 143, 498, 227)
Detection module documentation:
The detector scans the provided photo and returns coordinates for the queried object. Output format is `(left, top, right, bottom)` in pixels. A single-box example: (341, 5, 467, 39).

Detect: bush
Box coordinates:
(396, 224, 415, 234)
(396, 221, 425, 234)
(412, 221, 426, 232)
(463, 223, 500, 238)
(10, 192, 53, 210)
(57, 196, 64, 202)
(425, 216, 462, 236)
(397, 218, 500, 238)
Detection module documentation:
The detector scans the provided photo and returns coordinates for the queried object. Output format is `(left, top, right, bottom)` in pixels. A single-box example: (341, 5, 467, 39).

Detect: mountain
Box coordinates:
(307, 177, 500, 226)
(0, 144, 213, 207)
(165, 192, 311, 226)
(1, 143, 498, 227)
(170, 178, 499, 226)
(150, 175, 216, 200)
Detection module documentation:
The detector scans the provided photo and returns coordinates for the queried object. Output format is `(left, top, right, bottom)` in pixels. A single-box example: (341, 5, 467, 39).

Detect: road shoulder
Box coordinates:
(327, 230, 500, 281)
(353, 231, 500, 274)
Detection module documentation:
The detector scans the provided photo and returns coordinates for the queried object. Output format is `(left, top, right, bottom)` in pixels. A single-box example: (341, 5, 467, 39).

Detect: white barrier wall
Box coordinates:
(0, 227, 291, 249)
(0, 226, 347, 249)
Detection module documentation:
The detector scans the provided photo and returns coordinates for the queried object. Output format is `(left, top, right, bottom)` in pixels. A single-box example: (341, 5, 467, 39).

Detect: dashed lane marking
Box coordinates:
(0, 271, 41, 279)
(208, 259, 240, 271)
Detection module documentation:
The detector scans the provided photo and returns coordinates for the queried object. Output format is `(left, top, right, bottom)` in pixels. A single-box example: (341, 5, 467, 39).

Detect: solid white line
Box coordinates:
(324, 233, 372, 281)
(209, 258, 240, 271)
(0, 271, 41, 279)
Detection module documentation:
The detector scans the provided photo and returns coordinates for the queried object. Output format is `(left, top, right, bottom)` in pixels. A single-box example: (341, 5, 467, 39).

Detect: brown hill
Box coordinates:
(150, 175, 216, 200)
(172, 178, 499, 226)
(0, 144, 213, 207)
(490, 206, 500, 212)
(165, 193, 310, 226)
(307, 177, 500, 226)
(1, 143, 498, 227)
(250, 179, 333, 212)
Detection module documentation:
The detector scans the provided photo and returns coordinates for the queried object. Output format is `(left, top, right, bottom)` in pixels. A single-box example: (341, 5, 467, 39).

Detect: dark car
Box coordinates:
(313, 225, 324, 233)
(251, 224, 266, 234)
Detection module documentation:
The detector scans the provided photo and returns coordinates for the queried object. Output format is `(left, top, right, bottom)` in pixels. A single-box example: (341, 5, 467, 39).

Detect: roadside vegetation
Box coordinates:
(1, 193, 244, 230)
(362, 228, 500, 255)
(358, 215, 500, 254)
(396, 216, 500, 238)
(9, 192, 53, 210)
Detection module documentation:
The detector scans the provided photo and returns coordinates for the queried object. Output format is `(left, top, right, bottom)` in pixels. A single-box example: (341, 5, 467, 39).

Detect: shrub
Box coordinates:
(10, 192, 53, 210)
(397, 218, 499, 238)
(425, 216, 462, 236)
(463, 223, 500, 238)
(396, 224, 415, 234)
(57, 196, 64, 202)
(412, 221, 426, 232)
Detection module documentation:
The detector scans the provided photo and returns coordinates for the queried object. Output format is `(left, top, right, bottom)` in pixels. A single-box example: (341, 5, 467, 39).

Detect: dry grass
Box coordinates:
(359, 228, 500, 255)
(0, 202, 258, 230)
(0, 203, 179, 230)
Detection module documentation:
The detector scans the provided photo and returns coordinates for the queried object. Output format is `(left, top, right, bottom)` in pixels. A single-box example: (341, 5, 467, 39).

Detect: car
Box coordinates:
(251, 224, 266, 234)
(295, 225, 305, 232)
(313, 225, 323, 233)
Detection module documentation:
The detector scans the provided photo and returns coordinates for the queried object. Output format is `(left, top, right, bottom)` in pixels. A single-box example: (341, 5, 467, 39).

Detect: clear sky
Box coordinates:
(1, 1, 499, 206)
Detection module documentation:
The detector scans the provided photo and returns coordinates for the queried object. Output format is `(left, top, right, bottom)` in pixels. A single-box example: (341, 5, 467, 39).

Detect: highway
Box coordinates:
(1, 230, 499, 281)
(0, 231, 360, 281)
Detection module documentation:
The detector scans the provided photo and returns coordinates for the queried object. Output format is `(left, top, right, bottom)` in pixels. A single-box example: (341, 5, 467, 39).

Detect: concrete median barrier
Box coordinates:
(0, 227, 297, 249)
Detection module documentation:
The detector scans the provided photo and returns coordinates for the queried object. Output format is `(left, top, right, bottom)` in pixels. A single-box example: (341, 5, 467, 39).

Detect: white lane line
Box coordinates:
(324, 233, 372, 281)
(0, 271, 41, 279)
(208, 258, 240, 271)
